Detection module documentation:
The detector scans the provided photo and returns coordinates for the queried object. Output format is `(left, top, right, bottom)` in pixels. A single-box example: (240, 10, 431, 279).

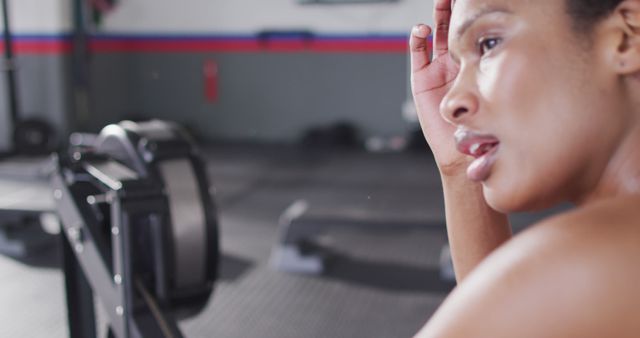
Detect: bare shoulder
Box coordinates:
(416, 196, 640, 338)
(524, 195, 640, 253)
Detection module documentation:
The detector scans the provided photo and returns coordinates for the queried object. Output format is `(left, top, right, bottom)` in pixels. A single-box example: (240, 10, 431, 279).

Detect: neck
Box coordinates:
(581, 124, 640, 203)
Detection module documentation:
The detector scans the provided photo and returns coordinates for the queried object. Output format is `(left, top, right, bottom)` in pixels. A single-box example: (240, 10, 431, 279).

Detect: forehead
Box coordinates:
(450, 0, 561, 37)
(451, 0, 512, 24)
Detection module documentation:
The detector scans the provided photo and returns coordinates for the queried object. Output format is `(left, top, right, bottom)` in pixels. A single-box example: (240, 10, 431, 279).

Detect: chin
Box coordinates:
(482, 179, 562, 213)
(483, 187, 524, 213)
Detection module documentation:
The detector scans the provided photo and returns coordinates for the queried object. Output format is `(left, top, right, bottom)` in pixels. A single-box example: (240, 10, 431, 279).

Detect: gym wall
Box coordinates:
(1, 0, 435, 144)
(0, 0, 71, 151)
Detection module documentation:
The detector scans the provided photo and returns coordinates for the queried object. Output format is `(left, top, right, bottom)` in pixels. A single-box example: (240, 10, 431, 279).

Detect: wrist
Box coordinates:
(440, 171, 483, 196)
(437, 157, 472, 180)
(440, 172, 508, 220)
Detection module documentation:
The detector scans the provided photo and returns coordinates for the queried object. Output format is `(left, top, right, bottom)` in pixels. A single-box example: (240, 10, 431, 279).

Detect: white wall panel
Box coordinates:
(0, 0, 437, 35)
(0, 0, 71, 33)
(99, 0, 435, 34)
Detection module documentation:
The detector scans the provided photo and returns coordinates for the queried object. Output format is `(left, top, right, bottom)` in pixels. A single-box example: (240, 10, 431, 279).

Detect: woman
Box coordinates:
(410, 0, 640, 336)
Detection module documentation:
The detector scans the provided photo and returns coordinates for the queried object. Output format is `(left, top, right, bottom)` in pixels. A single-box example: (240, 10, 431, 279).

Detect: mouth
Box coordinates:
(454, 128, 500, 182)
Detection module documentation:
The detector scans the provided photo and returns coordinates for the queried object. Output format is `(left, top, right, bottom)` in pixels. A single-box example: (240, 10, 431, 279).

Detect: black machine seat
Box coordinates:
(52, 120, 219, 338)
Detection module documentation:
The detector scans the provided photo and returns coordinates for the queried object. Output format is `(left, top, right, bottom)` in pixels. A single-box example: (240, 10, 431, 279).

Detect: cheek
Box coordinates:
(477, 45, 594, 148)
(477, 49, 534, 105)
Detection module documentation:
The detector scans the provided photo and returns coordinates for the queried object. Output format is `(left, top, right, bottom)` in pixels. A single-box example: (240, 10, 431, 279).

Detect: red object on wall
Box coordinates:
(203, 59, 218, 102)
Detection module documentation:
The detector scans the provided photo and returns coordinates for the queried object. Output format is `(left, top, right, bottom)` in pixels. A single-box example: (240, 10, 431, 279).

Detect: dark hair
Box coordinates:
(566, 0, 624, 31)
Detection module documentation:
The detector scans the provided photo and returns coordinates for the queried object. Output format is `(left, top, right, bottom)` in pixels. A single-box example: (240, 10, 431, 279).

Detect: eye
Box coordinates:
(478, 37, 502, 56)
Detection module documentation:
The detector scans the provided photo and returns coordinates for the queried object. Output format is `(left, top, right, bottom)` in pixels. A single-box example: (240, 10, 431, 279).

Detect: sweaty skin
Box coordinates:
(410, 0, 640, 336)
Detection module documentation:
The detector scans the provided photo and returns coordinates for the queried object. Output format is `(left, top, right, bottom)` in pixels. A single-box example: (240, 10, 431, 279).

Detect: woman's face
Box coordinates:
(444, 0, 629, 212)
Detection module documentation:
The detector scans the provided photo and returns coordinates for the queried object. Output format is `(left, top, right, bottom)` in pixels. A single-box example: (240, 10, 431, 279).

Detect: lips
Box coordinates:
(454, 128, 500, 182)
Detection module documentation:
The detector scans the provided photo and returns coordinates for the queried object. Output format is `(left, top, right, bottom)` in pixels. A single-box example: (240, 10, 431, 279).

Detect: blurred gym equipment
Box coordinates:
(0, 162, 56, 256)
(271, 199, 455, 281)
(0, 0, 58, 256)
(51, 120, 219, 338)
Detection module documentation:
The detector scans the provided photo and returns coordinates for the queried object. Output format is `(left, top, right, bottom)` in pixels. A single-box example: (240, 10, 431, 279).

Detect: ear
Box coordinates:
(603, 0, 640, 75)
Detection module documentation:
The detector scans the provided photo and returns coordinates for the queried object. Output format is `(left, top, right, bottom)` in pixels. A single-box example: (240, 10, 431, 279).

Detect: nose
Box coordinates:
(439, 76, 479, 124)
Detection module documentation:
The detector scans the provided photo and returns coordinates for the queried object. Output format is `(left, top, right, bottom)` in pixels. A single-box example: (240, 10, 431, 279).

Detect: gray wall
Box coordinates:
(88, 51, 411, 143)
(0, 54, 71, 151)
(0, 49, 411, 145)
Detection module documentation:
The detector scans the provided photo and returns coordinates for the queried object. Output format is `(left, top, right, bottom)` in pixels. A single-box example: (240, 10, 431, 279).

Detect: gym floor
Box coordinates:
(0, 143, 553, 338)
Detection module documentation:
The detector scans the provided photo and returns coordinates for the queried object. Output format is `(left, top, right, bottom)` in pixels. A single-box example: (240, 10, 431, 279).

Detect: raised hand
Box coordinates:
(410, 0, 465, 175)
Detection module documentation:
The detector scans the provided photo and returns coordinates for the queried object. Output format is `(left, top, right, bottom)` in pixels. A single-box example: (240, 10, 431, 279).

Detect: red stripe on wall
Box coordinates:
(0, 40, 72, 54)
(89, 39, 262, 53)
(0, 36, 414, 54)
(311, 40, 407, 53)
(89, 38, 409, 53)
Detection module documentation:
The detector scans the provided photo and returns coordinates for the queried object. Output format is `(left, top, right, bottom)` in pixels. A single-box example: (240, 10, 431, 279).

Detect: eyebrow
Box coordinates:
(454, 6, 513, 41)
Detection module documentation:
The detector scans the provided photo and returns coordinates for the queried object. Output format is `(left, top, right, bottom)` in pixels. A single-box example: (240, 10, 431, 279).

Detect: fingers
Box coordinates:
(410, 24, 432, 72)
(434, 0, 452, 56)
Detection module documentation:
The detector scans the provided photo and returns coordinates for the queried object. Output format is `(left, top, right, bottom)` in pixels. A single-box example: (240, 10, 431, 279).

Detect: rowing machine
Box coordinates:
(51, 120, 219, 338)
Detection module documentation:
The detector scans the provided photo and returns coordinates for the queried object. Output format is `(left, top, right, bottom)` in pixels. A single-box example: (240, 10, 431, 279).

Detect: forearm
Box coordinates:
(441, 172, 512, 282)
